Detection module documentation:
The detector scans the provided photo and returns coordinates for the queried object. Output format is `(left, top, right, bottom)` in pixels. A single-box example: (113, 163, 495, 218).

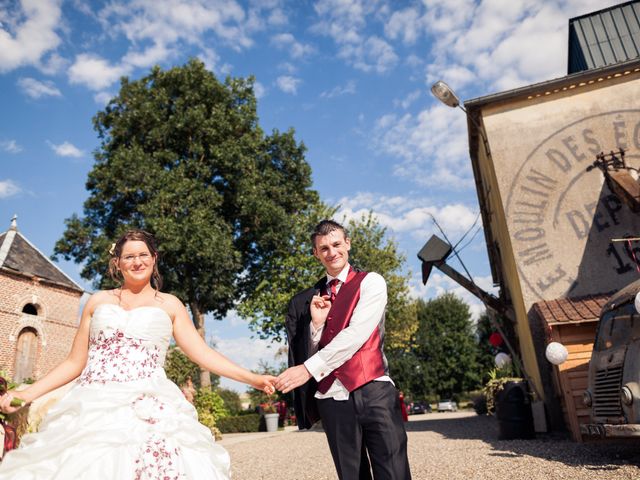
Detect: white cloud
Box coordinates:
(98, 0, 249, 47)
(37, 52, 68, 75)
(68, 54, 129, 91)
(0, 140, 23, 154)
(312, 0, 398, 73)
(271, 32, 314, 59)
(121, 42, 173, 69)
(278, 62, 297, 73)
(17, 77, 62, 99)
(0, 180, 21, 199)
(93, 91, 114, 105)
(384, 7, 423, 45)
(253, 81, 266, 98)
(422, 0, 626, 94)
(320, 80, 356, 99)
(373, 103, 473, 189)
(198, 47, 220, 73)
(336, 193, 480, 240)
(393, 89, 421, 109)
(0, 0, 63, 72)
(48, 141, 84, 158)
(276, 75, 301, 94)
(61, 1, 291, 92)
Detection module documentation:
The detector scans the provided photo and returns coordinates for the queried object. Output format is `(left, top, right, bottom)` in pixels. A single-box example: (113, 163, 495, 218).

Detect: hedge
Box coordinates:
(217, 413, 261, 433)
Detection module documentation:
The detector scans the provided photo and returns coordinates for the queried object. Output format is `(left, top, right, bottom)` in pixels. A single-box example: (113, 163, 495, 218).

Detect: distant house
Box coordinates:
(0, 216, 84, 382)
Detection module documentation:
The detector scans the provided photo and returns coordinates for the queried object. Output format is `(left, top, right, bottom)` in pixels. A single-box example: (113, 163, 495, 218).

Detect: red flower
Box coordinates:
(489, 332, 503, 347)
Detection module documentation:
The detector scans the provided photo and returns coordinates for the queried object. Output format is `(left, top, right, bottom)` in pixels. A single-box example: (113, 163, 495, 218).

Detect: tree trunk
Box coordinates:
(189, 302, 211, 389)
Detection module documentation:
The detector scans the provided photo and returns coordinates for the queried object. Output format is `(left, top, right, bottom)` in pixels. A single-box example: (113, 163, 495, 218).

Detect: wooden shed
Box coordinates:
(533, 295, 609, 441)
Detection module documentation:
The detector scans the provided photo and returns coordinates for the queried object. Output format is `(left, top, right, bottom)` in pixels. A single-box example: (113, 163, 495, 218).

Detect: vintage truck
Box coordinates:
(581, 277, 640, 438)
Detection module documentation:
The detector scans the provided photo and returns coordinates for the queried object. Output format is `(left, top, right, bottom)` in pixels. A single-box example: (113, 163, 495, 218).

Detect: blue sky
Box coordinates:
(0, 0, 623, 391)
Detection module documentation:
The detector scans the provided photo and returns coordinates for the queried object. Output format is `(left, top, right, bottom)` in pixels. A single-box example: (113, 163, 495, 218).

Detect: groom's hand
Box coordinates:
(275, 365, 312, 394)
(310, 294, 331, 329)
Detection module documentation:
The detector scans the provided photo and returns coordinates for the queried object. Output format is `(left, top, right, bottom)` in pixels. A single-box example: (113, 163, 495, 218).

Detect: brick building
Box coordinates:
(0, 216, 84, 382)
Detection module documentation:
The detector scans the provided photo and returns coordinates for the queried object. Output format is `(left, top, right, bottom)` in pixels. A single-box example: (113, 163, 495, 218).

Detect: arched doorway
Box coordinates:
(14, 328, 38, 383)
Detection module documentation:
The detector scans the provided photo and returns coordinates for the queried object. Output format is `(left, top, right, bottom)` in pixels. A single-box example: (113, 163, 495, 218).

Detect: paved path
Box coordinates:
(218, 411, 640, 480)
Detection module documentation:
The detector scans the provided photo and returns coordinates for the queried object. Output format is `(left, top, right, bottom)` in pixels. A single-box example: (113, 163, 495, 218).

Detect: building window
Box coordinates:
(14, 328, 38, 383)
(22, 303, 38, 315)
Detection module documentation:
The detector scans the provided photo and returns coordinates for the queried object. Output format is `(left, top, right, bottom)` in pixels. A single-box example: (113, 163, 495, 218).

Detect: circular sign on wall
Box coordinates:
(504, 110, 640, 301)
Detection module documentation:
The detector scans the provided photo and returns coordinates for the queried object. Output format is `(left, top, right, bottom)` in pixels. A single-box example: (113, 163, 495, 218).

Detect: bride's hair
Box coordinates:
(108, 229, 163, 290)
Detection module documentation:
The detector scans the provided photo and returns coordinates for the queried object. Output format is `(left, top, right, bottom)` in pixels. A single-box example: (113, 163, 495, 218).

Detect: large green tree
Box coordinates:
(238, 205, 416, 347)
(53, 59, 317, 387)
(414, 293, 481, 398)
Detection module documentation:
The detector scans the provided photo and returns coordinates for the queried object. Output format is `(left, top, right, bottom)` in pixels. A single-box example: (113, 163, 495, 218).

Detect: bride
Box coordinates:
(0, 229, 276, 479)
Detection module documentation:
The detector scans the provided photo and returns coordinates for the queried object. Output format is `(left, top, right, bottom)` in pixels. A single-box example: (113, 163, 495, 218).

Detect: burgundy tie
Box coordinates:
(328, 279, 340, 302)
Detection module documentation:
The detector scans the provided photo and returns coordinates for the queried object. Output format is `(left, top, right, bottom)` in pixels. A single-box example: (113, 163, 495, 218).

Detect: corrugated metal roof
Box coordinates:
(568, 1, 640, 74)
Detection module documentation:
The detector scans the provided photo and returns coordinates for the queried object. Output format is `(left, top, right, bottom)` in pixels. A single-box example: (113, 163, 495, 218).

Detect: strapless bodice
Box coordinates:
(77, 304, 173, 385)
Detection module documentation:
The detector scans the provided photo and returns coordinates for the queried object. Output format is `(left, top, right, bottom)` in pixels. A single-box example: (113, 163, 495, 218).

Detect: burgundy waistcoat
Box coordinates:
(316, 270, 387, 394)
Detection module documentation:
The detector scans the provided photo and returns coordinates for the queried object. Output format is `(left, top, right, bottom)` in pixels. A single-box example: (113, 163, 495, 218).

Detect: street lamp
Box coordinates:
(430, 80, 461, 109)
(430, 80, 491, 155)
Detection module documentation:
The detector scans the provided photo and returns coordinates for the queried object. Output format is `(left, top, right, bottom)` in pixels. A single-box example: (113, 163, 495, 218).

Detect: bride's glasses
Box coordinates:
(120, 253, 153, 264)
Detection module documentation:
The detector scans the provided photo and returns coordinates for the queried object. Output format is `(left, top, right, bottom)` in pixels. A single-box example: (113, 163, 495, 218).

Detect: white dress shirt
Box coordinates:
(304, 264, 392, 401)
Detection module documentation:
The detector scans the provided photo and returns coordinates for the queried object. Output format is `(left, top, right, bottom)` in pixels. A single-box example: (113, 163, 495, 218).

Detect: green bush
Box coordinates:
(217, 414, 261, 433)
(194, 388, 229, 440)
(216, 387, 243, 415)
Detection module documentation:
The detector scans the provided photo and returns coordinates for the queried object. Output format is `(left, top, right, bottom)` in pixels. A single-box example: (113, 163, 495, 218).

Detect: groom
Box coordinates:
(275, 219, 411, 480)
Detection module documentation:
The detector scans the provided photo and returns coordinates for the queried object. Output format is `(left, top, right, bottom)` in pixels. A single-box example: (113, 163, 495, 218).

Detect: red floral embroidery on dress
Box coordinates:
(134, 434, 185, 480)
(78, 329, 161, 385)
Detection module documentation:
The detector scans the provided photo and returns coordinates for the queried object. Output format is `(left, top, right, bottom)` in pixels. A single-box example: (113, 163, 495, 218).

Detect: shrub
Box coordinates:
(216, 388, 243, 415)
(217, 414, 261, 433)
(194, 388, 229, 440)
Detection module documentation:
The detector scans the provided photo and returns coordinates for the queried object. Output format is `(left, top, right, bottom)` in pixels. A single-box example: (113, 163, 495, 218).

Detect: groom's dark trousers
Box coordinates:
(318, 381, 410, 480)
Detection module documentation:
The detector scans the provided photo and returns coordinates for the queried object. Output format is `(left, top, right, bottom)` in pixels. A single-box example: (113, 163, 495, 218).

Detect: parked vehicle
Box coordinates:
(581, 278, 640, 438)
(408, 401, 432, 415)
(437, 399, 458, 412)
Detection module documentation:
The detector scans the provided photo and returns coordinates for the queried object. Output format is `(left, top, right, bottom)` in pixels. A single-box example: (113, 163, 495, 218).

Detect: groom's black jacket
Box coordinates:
(285, 266, 363, 430)
(285, 276, 325, 429)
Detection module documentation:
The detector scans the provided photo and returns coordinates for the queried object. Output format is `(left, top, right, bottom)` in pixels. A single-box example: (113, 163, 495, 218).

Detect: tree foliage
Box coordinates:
(52, 59, 317, 386)
(414, 293, 481, 397)
(216, 387, 243, 415)
(238, 206, 416, 347)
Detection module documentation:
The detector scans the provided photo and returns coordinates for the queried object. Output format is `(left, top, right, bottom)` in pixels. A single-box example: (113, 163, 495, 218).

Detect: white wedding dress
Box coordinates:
(0, 304, 231, 479)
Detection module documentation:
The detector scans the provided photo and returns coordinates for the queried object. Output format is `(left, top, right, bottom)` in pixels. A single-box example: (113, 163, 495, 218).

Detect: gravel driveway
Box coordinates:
(219, 411, 640, 480)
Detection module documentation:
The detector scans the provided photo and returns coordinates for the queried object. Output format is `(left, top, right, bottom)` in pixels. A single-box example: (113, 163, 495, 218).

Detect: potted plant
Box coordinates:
(260, 402, 279, 432)
(482, 367, 534, 439)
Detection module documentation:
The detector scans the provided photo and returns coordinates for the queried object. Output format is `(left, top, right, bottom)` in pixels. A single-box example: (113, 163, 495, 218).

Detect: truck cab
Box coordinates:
(581, 278, 640, 438)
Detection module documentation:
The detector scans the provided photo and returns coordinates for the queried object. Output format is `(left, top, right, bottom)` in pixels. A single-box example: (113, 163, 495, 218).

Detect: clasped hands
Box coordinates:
(274, 294, 331, 394)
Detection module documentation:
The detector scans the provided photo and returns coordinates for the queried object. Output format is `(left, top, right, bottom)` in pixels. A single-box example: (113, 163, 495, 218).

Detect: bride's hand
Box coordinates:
(0, 391, 26, 414)
(253, 374, 277, 395)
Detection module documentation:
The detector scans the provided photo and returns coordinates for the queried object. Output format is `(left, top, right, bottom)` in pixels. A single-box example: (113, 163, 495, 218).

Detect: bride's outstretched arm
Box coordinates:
(0, 293, 96, 413)
(171, 298, 275, 393)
